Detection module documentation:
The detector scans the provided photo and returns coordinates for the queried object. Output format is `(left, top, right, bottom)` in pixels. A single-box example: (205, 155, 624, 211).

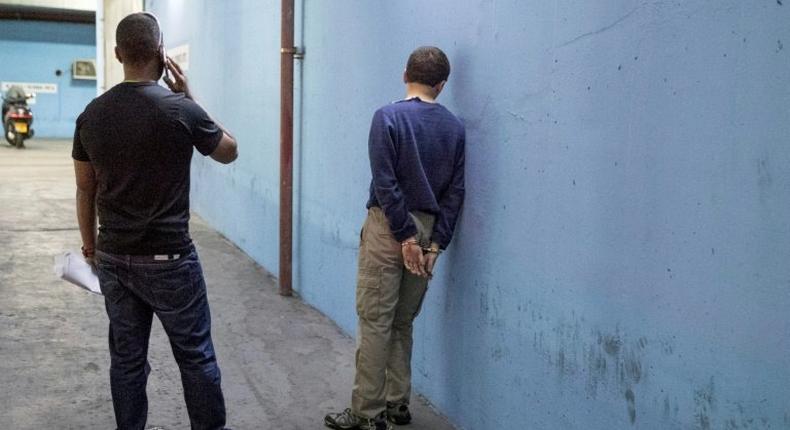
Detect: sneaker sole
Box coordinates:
(387, 416, 411, 426)
(324, 417, 359, 430)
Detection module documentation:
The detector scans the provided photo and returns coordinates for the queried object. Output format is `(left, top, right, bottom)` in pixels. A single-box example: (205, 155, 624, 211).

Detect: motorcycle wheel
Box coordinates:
(4, 120, 15, 146)
(14, 133, 24, 149)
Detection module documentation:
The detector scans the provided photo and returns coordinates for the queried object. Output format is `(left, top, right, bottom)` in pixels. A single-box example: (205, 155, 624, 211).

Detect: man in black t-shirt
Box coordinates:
(73, 13, 237, 430)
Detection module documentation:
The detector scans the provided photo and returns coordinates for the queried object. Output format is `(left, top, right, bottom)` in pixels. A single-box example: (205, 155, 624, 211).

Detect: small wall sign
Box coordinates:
(1, 82, 58, 94)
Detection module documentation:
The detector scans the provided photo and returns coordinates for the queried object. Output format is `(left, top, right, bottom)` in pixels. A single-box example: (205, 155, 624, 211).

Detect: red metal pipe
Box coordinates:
(279, 0, 295, 296)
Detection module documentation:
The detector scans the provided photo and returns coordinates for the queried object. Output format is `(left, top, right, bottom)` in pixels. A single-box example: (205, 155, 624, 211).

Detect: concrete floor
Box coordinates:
(0, 140, 455, 430)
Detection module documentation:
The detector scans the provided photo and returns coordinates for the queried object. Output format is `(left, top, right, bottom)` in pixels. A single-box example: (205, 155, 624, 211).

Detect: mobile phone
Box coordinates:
(162, 41, 173, 85)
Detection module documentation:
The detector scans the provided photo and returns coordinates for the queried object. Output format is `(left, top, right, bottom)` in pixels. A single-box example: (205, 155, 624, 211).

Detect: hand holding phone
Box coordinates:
(162, 45, 173, 87)
(163, 56, 192, 100)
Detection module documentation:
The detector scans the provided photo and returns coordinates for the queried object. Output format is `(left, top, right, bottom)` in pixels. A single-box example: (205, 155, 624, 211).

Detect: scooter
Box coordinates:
(2, 90, 35, 149)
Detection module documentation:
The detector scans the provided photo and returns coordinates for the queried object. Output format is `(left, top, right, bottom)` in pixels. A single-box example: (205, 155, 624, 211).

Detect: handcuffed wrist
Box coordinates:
(422, 245, 441, 254)
(401, 238, 419, 248)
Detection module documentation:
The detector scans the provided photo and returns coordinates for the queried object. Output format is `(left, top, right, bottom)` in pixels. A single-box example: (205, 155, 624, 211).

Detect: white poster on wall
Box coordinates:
(168, 44, 190, 72)
(1, 82, 58, 94)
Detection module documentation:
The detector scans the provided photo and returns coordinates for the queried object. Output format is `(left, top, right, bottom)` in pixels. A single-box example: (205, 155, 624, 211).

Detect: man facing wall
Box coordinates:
(325, 46, 466, 430)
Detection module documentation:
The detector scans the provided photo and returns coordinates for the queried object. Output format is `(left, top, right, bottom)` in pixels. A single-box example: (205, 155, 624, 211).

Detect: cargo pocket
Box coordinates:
(356, 267, 381, 320)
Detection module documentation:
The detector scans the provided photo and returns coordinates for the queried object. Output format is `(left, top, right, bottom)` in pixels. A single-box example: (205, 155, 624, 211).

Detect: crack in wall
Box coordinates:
(555, 6, 641, 48)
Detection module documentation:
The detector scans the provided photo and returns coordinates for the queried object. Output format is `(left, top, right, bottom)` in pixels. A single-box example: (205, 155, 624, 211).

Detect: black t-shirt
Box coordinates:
(72, 81, 222, 255)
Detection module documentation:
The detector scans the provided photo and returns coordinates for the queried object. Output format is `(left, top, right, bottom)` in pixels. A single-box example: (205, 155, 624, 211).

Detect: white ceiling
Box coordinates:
(0, 0, 95, 11)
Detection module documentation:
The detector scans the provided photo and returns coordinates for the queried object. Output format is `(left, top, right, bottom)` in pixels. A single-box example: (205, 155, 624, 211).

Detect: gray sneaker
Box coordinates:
(324, 409, 392, 430)
(386, 402, 412, 425)
(324, 408, 360, 430)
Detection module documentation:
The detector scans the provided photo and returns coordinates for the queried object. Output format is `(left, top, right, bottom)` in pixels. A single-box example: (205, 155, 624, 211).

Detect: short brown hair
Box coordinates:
(405, 46, 450, 87)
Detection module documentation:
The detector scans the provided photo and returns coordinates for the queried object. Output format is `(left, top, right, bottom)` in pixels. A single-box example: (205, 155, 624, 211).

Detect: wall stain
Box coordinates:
(602, 334, 622, 356)
(660, 337, 675, 355)
(477, 281, 489, 328)
(527, 308, 776, 428)
(492, 346, 505, 361)
(757, 158, 773, 203)
(558, 349, 566, 374)
(624, 349, 642, 384)
(694, 378, 716, 430)
(507, 110, 527, 122)
(663, 396, 672, 421)
(625, 388, 637, 424)
(530, 316, 651, 409)
(720, 399, 780, 429)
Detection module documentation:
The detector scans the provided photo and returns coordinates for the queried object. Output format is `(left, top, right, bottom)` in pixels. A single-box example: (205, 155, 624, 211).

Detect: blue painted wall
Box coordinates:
(148, 1, 790, 429)
(147, 0, 282, 269)
(0, 20, 96, 138)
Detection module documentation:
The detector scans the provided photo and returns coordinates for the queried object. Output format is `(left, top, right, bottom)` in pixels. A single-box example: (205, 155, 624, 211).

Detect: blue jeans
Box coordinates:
(96, 246, 226, 430)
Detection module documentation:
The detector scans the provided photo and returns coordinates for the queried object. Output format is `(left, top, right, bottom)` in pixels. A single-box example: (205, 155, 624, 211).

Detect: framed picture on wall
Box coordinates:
(72, 59, 97, 80)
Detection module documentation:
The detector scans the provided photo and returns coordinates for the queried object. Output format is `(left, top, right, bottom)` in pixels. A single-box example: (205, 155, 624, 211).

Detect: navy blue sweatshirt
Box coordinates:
(366, 97, 465, 249)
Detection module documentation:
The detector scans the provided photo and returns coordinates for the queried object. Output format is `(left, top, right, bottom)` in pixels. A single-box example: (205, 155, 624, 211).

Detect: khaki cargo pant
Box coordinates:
(351, 207, 435, 419)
